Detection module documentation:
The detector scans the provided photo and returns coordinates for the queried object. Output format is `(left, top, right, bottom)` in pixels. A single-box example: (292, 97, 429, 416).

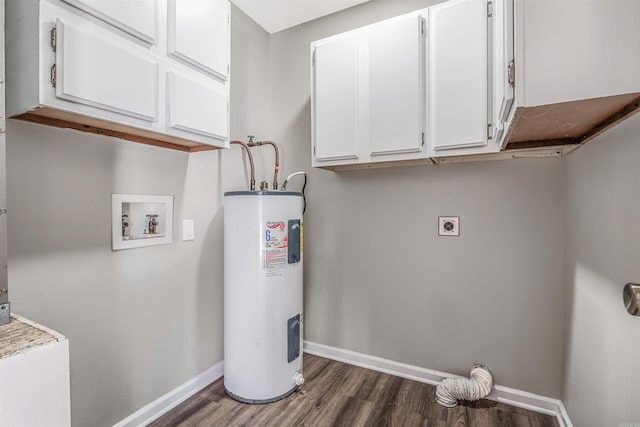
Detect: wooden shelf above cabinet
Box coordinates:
(504, 92, 640, 151)
(13, 107, 220, 153)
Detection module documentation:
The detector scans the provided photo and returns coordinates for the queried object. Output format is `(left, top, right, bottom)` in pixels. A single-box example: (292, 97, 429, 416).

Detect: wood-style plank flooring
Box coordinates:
(149, 354, 559, 427)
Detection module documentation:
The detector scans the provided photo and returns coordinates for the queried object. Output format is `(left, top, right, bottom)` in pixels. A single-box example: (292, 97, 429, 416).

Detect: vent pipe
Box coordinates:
(435, 365, 493, 408)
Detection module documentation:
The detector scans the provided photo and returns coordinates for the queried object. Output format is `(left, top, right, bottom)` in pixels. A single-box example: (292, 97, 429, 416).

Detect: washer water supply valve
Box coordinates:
(623, 283, 640, 315)
(122, 214, 130, 240)
(144, 214, 159, 235)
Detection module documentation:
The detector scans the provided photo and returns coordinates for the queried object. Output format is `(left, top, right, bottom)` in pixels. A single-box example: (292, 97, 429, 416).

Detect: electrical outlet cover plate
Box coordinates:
(183, 219, 195, 241)
(439, 216, 460, 236)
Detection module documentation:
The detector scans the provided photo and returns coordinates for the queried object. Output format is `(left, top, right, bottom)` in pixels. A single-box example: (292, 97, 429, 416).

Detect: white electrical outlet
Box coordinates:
(183, 219, 195, 241)
(438, 216, 460, 236)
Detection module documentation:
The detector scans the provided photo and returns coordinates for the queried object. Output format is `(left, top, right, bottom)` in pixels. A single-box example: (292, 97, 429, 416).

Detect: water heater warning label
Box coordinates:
(264, 221, 287, 277)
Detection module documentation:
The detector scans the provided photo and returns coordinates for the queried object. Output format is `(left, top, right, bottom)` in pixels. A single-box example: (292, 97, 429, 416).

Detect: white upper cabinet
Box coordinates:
(6, 0, 230, 151)
(311, 12, 427, 168)
(311, 2, 495, 168)
(62, 0, 157, 43)
(168, 0, 230, 81)
(503, 0, 640, 150)
(312, 34, 360, 164)
(313, 0, 640, 168)
(427, 0, 491, 157)
(369, 14, 424, 157)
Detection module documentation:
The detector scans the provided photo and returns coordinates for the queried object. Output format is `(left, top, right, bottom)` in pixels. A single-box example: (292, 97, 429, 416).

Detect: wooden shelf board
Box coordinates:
(13, 107, 222, 153)
(505, 92, 640, 150)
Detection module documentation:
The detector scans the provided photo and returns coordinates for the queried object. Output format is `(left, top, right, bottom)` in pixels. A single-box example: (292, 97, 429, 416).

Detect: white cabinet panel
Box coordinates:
(168, 0, 229, 80)
(63, 0, 156, 43)
(0, 318, 70, 427)
(369, 15, 424, 157)
(491, 0, 515, 146)
(312, 34, 360, 163)
(56, 19, 158, 121)
(0, 0, 7, 319)
(428, 0, 487, 153)
(168, 71, 228, 141)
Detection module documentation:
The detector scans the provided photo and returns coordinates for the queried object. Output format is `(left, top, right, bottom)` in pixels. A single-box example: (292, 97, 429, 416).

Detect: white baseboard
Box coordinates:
(303, 341, 573, 427)
(113, 360, 224, 427)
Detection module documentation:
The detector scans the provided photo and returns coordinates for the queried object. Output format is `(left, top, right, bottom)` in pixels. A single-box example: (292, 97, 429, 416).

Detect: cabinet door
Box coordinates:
(55, 19, 158, 122)
(428, 0, 487, 154)
(369, 15, 424, 157)
(491, 0, 515, 146)
(62, 0, 156, 43)
(312, 34, 360, 163)
(167, 71, 228, 143)
(168, 0, 229, 81)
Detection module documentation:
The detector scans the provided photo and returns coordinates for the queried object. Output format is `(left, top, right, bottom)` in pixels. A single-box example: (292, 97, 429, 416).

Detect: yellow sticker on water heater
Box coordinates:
(300, 222, 303, 253)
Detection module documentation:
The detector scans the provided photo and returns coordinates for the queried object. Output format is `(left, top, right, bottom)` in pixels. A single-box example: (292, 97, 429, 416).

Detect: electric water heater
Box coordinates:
(223, 191, 304, 403)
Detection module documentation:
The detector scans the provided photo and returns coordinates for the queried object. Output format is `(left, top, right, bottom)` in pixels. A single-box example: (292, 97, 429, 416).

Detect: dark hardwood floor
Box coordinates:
(149, 354, 560, 427)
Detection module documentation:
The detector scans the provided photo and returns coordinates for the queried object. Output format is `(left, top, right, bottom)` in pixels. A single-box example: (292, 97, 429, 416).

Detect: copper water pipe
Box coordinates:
(230, 140, 256, 191)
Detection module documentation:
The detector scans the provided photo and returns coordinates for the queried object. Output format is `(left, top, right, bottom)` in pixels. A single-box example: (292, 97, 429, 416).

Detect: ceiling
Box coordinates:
(230, 0, 372, 34)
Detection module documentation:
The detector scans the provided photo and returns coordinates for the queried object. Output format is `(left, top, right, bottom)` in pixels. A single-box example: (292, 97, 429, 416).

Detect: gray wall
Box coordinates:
(563, 114, 640, 426)
(5, 5, 269, 426)
(269, 0, 565, 397)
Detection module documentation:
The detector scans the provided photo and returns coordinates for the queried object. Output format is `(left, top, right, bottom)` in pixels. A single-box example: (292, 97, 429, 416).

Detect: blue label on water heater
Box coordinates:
(266, 230, 271, 241)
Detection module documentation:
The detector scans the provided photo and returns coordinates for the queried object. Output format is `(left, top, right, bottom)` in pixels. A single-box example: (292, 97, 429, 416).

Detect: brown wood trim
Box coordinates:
(16, 112, 191, 152)
(189, 144, 219, 153)
(12, 108, 225, 153)
(576, 94, 640, 145)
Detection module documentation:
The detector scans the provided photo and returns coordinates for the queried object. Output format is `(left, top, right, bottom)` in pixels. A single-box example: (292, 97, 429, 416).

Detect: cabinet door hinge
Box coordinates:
(421, 18, 425, 35)
(312, 49, 316, 66)
(50, 64, 57, 87)
(421, 131, 425, 146)
(507, 60, 515, 86)
(487, 0, 493, 17)
(50, 26, 57, 52)
(487, 123, 493, 140)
